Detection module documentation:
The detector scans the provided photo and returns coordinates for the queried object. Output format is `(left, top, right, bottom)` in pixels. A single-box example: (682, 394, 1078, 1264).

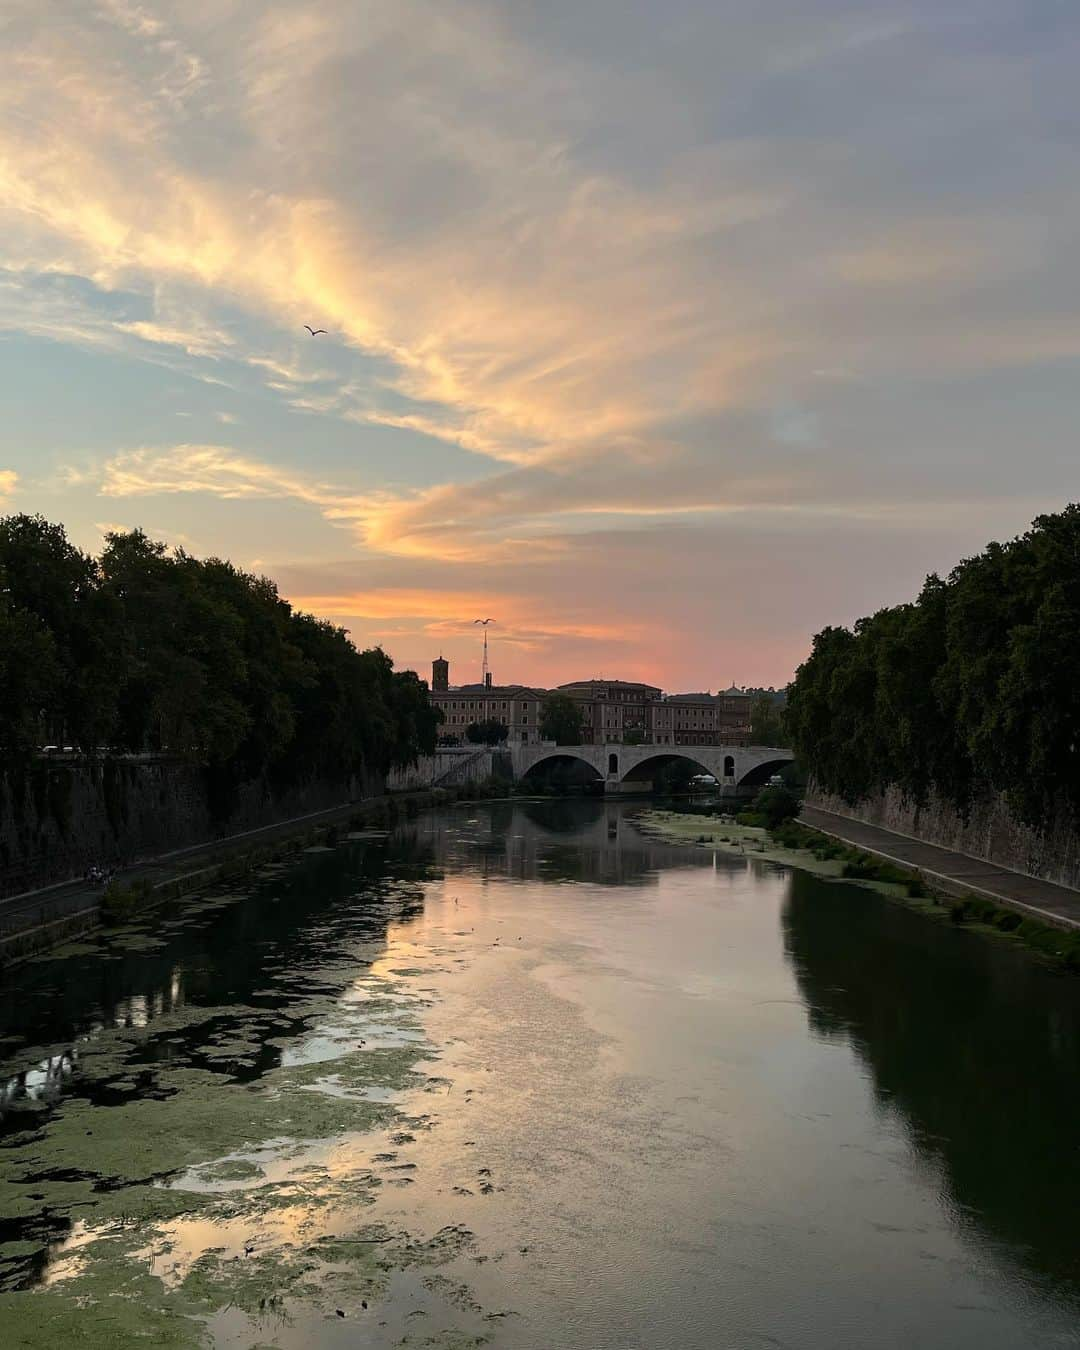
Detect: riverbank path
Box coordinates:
(800, 805, 1080, 931)
(0, 798, 369, 961)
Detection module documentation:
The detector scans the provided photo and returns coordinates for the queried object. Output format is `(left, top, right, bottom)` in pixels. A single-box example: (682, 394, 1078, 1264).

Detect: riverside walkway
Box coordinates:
(801, 804, 1080, 931)
(0, 797, 375, 965)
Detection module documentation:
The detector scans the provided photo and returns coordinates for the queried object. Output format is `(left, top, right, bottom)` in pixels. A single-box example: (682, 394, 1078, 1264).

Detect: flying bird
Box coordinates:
(473, 618, 495, 625)
(304, 325, 327, 336)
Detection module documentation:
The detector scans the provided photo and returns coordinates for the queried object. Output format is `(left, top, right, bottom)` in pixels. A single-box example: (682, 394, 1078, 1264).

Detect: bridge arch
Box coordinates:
(736, 756, 794, 789)
(618, 751, 722, 785)
(518, 750, 603, 787)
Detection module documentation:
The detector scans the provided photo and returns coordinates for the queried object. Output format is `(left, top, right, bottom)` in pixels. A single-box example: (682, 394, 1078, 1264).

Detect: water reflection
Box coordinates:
(3, 800, 1080, 1342)
(783, 868, 1080, 1303)
(401, 797, 730, 886)
(0, 838, 435, 1131)
(0, 803, 731, 1130)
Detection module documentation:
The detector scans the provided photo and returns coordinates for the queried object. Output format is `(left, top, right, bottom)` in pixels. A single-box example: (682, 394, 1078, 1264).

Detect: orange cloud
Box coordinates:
(289, 589, 658, 644)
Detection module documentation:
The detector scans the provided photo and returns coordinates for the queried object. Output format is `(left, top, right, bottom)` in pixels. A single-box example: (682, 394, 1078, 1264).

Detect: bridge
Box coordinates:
(507, 742, 793, 794)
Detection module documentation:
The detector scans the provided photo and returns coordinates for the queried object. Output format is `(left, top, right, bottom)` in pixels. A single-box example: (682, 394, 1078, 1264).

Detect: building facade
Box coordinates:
(649, 687, 753, 746)
(557, 679, 661, 744)
(431, 661, 755, 746)
(431, 668, 545, 744)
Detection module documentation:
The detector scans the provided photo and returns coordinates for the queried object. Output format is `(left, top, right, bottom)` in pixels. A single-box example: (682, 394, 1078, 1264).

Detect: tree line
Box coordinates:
(0, 515, 440, 787)
(785, 504, 1080, 828)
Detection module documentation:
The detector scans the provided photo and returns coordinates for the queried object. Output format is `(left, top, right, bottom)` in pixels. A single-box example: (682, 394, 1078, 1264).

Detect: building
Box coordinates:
(557, 679, 661, 745)
(432, 655, 449, 693)
(651, 688, 753, 746)
(430, 661, 754, 746)
(431, 663, 545, 744)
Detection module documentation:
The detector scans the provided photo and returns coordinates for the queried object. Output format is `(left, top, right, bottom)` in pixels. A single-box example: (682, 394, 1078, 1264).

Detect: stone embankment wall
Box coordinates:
(388, 747, 499, 793)
(0, 759, 378, 898)
(808, 782, 1080, 893)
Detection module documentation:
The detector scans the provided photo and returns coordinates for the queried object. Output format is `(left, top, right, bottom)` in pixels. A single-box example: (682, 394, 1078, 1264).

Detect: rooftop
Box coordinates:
(447, 683, 547, 697)
(558, 679, 662, 694)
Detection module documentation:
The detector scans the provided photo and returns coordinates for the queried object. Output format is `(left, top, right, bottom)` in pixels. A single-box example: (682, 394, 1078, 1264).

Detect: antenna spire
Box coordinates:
(472, 618, 496, 685)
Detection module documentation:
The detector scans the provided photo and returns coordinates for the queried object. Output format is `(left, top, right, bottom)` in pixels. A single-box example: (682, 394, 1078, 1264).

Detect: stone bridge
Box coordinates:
(508, 742, 794, 794)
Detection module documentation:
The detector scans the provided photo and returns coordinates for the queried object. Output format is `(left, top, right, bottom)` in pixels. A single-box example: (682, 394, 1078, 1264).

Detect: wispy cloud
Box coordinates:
(97, 445, 340, 506)
(115, 319, 233, 359)
(4, 1, 1080, 685)
(0, 470, 18, 499)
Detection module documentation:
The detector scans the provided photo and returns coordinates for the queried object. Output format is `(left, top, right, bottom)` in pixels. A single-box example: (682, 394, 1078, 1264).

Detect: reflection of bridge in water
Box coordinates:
(409, 798, 752, 888)
(508, 741, 793, 793)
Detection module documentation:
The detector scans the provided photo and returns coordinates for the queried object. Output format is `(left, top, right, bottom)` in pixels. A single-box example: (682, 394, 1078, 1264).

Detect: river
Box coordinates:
(1, 798, 1079, 1348)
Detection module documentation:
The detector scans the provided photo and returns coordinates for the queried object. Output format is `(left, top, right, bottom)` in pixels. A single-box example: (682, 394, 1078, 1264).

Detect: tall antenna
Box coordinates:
(473, 618, 495, 684)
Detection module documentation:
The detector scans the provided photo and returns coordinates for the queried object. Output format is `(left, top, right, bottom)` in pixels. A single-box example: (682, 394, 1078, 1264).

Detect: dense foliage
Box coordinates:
(465, 718, 508, 746)
(538, 693, 584, 745)
(785, 505, 1080, 827)
(749, 695, 788, 746)
(0, 515, 440, 783)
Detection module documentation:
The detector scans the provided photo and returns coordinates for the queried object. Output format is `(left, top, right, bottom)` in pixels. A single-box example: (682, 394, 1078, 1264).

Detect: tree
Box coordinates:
(750, 695, 788, 747)
(786, 503, 1080, 828)
(0, 597, 61, 755)
(0, 513, 444, 797)
(100, 530, 250, 761)
(466, 718, 508, 746)
(0, 514, 118, 748)
(539, 693, 584, 745)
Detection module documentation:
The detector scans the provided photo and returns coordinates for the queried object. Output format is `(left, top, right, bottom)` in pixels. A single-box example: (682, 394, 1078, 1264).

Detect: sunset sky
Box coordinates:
(3, 1, 1079, 691)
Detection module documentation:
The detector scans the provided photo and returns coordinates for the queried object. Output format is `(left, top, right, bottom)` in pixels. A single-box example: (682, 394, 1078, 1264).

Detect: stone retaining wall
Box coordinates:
(0, 759, 380, 898)
(388, 748, 498, 792)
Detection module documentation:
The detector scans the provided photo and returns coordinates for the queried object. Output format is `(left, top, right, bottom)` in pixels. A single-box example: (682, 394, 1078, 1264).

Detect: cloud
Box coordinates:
(5, 1, 1080, 687)
(115, 319, 233, 359)
(0, 470, 18, 498)
(93, 517, 194, 547)
(3, 2, 1074, 483)
(97, 444, 339, 506)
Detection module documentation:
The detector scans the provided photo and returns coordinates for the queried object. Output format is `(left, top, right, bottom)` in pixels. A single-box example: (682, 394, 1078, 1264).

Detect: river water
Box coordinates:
(1, 798, 1080, 1348)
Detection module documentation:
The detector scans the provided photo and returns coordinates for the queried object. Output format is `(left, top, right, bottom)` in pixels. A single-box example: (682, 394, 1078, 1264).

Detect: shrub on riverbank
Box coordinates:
(771, 822, 928, 894)
(947, 894, 1080, 971)
(778, 821, 1080, 971)
(101, 877, 155, 924)
(736, 783, 802, 830)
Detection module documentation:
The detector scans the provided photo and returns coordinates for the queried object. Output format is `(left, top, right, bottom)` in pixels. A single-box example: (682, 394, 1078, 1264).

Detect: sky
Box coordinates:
(2, 1, 1079, 692)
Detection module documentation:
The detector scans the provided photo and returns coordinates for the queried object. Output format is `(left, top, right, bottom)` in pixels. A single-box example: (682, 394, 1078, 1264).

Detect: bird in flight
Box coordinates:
(304, 325, 327, 336)
(473, 618, 495, 626)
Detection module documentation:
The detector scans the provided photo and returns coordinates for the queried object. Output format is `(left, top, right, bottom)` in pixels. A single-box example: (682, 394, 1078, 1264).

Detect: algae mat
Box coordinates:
(0, 841, 505, 1347)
